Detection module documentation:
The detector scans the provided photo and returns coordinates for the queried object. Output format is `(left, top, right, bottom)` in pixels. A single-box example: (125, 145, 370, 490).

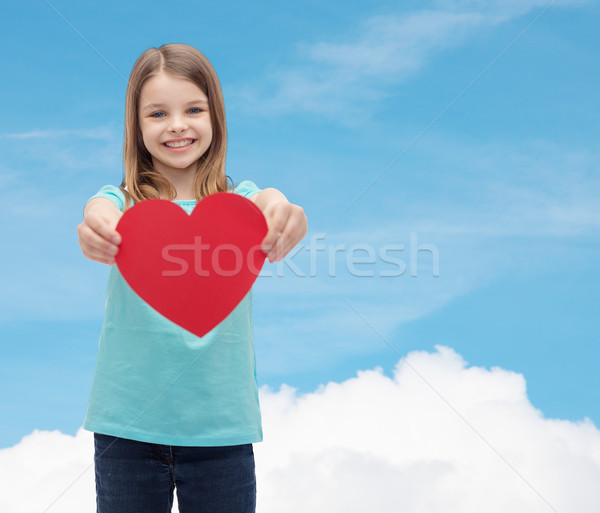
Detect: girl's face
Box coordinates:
(138, 72, 213, 181)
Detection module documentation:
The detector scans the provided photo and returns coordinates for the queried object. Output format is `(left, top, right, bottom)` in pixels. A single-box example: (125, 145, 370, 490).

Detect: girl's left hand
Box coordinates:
(261, 200, 308, 263)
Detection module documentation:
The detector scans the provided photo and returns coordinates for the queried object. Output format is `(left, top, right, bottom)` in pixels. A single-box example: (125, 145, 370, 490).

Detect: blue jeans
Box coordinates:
(94, 433, 256, 513)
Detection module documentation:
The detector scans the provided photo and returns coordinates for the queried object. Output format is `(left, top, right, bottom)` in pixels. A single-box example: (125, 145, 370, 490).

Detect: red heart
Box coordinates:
(114, 192, 268, 337)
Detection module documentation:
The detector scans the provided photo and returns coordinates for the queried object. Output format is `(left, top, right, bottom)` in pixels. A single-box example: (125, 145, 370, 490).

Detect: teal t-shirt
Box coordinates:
(83, 181, 264, 446)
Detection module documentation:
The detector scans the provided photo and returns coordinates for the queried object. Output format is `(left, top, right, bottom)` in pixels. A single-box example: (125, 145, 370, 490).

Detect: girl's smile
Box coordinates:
(162, 137, 198, 151)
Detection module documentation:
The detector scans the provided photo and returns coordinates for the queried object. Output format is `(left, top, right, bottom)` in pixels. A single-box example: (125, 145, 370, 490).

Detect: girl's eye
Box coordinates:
(151, 112, 165, 118)
(188, 108, 203, 114)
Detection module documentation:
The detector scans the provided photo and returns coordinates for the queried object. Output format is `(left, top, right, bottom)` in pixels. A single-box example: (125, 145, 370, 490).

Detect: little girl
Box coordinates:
(77, 43, 307, 513)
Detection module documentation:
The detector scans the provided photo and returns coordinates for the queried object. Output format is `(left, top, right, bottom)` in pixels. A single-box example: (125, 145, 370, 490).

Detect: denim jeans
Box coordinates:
(94, 433, 256, 513)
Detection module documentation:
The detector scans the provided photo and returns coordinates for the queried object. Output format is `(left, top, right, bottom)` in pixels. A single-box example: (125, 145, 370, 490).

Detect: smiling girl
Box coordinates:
(76, 43, 307, 513)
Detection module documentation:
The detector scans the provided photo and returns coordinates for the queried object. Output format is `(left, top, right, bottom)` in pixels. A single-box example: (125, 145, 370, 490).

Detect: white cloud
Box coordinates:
(0, 126, 121, 178)
(0, 127, 116, 141)
(433, 0, 592, 20)
(229, 1, 590, 121)
(0, 429, 96, 513)
(391, 135, 600, 239)
(255, 346, 600, 512)
(302, 11, 484, 77)
(3, 346, 600, 512)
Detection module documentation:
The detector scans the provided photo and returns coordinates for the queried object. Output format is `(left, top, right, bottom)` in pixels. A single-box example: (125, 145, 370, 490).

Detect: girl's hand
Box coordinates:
(260, 200, 308, 263)
(77, 199, 123, 265)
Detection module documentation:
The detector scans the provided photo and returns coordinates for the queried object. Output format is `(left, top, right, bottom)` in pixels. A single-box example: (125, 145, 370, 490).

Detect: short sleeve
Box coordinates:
(233, 180, 262, 200)
(84, 185, 125, 215)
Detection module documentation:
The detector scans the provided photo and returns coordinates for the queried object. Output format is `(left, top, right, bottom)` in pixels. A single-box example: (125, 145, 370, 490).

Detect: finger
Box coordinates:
(262, 210, 290, 251)
(79, 238, 116, 265)
(268, 206, 306, 257)
(87, 254, 116, 266)
(84, 246, 118, 264)
(271, 238, 297, 262)
(79, 224, 120, 259)
(262, 218, 286, 246)
(86, 213, 122, 245)
(269, 218, 306, 261)
(262, 229, 285, 254)
(266, 233, 284, 262)
(81, 241, 116, 263)
(269, 231, 302, 262)
(80, 225, 120, 256)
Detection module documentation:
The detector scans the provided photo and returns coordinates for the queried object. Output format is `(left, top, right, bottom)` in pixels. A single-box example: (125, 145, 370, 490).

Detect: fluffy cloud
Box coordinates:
(2, 346, 599, 512)
(229, 1, 590, 121)
(0, 428, 95, 512)
(256, 345, 600, 512)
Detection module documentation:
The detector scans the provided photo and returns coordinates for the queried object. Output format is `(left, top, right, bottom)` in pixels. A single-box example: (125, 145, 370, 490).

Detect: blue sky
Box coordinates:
(1, 0, 599, 449)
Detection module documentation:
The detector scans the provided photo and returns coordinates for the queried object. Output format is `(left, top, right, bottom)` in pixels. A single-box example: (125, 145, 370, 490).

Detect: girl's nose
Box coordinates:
(168, 116, 188, 132)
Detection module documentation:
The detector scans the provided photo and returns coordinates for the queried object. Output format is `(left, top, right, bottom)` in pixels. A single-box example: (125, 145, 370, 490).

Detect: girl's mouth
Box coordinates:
(162, 139, 197, 151)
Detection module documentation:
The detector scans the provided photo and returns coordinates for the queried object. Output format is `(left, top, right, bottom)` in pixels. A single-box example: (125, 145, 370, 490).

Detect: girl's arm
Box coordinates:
(250, 188, 308, 263)
(77, 198, 123, 265)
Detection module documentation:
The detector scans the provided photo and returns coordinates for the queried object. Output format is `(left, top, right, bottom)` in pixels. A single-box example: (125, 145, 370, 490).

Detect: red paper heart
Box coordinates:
(114, 192, 267, 337)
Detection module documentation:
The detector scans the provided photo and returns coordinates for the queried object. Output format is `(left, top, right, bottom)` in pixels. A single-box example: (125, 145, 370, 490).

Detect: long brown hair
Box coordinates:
(120, 43, 232, 210)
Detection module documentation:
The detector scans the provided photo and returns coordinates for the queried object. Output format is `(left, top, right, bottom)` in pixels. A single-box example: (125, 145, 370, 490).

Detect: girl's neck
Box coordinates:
(153, 161, 197, 201)
(160, 190, 196, 201)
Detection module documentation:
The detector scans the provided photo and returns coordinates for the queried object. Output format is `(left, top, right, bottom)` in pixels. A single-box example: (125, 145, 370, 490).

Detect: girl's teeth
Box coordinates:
(165, 140, 194, 148)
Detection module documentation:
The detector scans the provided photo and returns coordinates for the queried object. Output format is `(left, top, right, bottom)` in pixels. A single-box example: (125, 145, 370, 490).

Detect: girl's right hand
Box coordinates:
(77, 200, 123, 265)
